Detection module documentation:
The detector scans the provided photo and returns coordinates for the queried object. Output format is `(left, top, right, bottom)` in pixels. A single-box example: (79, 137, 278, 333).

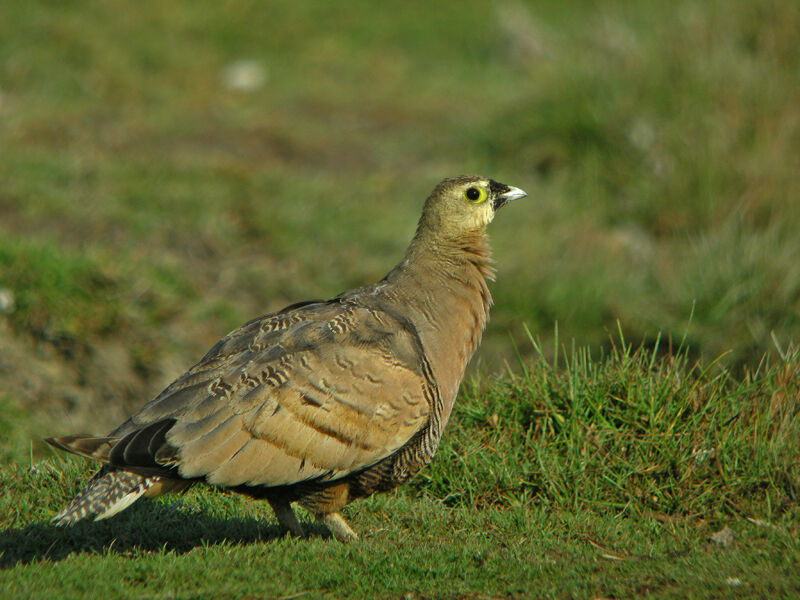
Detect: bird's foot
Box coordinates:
(320, 512, 359, 543)
(268, 498, 305, 538)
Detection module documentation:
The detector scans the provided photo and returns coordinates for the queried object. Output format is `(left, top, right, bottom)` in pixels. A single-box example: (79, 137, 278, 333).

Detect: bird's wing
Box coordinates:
(102, 299, 434, 487)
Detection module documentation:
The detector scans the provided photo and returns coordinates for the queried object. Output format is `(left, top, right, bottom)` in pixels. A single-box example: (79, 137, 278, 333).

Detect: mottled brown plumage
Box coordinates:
(45, 176, 526, 541)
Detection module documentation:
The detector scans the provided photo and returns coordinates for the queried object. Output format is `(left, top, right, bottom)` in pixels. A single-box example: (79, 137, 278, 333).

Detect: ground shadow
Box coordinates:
(0, 502, 331, 568)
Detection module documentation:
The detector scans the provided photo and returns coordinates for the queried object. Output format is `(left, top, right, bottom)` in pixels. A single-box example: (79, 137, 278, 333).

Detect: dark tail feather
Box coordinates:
(45, 435, 116, 463)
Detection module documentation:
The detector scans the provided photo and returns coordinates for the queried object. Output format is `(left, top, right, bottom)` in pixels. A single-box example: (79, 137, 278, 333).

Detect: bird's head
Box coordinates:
(419, 176, 527, 237)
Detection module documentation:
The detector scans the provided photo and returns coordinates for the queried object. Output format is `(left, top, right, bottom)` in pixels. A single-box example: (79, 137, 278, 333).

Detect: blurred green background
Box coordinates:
(1, 0, 798, 443)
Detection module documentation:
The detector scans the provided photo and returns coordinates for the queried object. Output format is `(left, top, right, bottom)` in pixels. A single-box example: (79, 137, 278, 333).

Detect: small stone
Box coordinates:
(710, 526, 735, 547)
(221, 60, 267, 92)
(0, 288, 15, 314)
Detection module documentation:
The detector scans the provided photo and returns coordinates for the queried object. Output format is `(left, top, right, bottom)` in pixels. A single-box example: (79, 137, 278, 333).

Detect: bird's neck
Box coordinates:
(382, 229, 494, 423)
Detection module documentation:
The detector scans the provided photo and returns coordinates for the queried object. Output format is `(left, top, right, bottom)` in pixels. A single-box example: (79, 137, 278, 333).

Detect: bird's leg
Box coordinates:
(319, 512, 359, 542)
(267, 498, 305, 538)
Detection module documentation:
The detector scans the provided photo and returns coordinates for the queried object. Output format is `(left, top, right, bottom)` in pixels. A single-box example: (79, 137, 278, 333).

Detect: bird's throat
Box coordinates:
(383, 230, 494, 422)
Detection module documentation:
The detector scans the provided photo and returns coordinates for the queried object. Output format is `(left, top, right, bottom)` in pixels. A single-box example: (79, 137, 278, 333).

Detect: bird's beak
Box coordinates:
(493, 185, 527, 210)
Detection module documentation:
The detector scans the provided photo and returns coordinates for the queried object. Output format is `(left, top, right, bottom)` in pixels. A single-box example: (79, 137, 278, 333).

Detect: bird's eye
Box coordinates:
(464, 187, 487, 203)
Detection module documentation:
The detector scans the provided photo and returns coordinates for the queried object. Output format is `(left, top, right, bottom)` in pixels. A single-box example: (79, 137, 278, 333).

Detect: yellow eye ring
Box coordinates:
(464, 186, 487, 204)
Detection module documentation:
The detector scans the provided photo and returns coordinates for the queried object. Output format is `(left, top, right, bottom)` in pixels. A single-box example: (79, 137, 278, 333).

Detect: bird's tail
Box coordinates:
(51, 466, 157, 525)
(45, 435, 191, 525)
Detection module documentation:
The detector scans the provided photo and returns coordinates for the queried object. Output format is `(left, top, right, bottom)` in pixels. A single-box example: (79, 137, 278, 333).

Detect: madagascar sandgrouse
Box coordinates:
(46, 176, 526, 541)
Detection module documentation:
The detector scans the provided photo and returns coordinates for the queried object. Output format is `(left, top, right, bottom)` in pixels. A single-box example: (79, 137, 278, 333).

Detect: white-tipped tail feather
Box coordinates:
(92, 489, 150, 521)
(52, 469, 155, 525)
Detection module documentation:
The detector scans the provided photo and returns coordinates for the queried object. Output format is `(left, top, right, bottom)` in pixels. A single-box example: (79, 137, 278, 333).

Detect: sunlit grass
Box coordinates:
(2, 341, 799, 597)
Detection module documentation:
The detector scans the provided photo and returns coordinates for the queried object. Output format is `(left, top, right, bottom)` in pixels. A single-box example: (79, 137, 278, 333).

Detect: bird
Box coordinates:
(45, 175, 526, 542)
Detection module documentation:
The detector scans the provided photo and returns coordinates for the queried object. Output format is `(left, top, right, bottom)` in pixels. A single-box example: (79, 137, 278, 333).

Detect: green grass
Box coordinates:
(2, 342, 800, 598)
(0, 239, 124, 344)
(1, 0, 799, 597)
(419, 332, 800, 519)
